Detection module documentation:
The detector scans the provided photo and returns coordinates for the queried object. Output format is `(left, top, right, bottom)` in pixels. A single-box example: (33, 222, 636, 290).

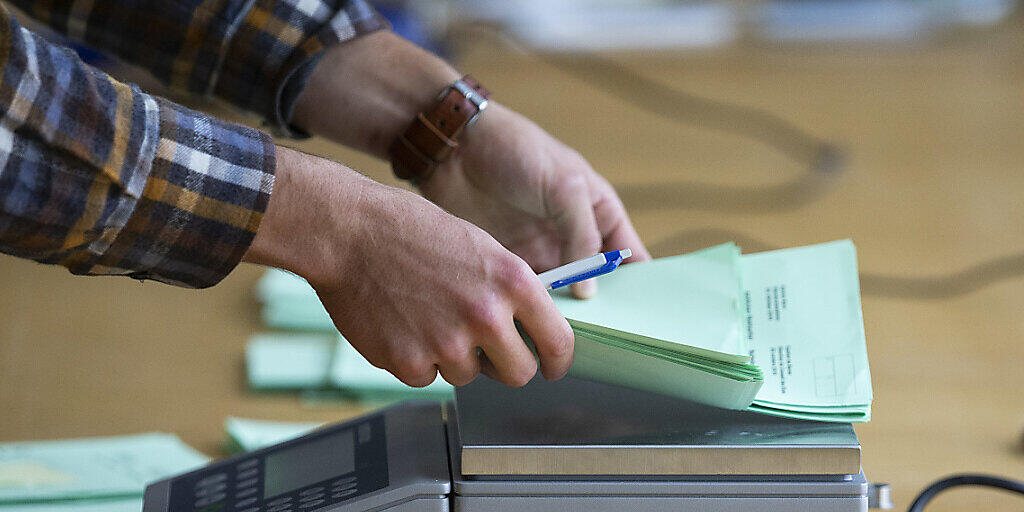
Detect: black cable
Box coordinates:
(908, 474, 1024, 512)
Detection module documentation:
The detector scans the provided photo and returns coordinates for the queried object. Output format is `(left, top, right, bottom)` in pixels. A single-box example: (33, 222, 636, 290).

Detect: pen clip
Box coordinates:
(549, 252, 625, 290)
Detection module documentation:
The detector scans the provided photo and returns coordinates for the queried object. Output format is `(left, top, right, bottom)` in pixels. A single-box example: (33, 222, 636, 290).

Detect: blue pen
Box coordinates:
(537, 249, 632, 290)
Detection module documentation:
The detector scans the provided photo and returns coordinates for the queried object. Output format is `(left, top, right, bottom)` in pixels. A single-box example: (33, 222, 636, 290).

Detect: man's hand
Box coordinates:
(291, 33, 650, 299)
(243, 147, 574, 387)
(418, 103, 651, 298)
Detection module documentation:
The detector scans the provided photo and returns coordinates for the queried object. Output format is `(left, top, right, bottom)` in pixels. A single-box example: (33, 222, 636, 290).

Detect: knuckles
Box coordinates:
(435, 337, 471, 367)
(548, 170, 590, 208)
(390, 357, 437, 388)
(465, 296, 505, 336)
(494, 255, 536, 297)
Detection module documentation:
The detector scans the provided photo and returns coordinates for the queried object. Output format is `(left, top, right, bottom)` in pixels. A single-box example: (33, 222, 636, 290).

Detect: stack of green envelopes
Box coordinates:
(549, 240, 872, 422)
(254, 240, 872, 422)
(547, 243, 763, 411)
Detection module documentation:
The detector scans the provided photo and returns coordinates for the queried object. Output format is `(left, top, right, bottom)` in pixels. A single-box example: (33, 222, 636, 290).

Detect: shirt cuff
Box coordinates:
(81, 97, 276, 288)
(214, 0, 390, 138)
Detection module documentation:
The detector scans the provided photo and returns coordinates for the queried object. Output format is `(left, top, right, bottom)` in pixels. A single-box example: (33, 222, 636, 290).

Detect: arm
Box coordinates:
(0, 5, 572, 387)
(243, 146, 574, 387)
(0, 5, 273, 287)
(7, 0, 388, 134)
(290, 31, 653, 298)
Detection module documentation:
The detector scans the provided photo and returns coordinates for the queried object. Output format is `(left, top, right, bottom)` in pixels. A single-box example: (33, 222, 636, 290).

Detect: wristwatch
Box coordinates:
(389, 75, 491, 184)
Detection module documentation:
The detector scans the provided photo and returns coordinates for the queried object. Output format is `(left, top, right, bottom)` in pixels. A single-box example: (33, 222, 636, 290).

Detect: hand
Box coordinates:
(243, 147, 574, 387)
(289, 33, 650, 299)
(418, 103, 652, 298)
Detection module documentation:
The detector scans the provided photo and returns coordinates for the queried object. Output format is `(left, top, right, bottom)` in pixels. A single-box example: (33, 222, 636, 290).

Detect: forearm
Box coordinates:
(0, 4, 276, 288)
(8, 0, 388, 135)
(290, 31, 460, 159)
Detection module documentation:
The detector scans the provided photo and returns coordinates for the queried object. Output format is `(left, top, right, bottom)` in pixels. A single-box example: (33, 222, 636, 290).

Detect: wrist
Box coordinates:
(389, 76, 494, 184)
(291, 31, 460, 159)
(242, 146, 365, 287)
(458, 101, 511, 163)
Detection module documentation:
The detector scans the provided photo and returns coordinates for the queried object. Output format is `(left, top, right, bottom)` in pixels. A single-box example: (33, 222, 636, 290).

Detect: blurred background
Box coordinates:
(2, 0, 1024, 510)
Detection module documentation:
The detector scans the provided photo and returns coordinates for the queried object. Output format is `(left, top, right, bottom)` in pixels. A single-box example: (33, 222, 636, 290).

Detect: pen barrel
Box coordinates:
(538, 254, 608, 289)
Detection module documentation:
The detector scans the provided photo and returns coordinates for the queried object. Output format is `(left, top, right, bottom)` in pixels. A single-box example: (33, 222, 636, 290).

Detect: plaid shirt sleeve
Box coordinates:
(0, 5, 276, 288)
(7, 0, 389, 136)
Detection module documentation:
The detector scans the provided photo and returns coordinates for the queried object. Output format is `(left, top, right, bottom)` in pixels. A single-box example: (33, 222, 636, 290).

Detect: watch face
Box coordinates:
(168, 416, 388, 512)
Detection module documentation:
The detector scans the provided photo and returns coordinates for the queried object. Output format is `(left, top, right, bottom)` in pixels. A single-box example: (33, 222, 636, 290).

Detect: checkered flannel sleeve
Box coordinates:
(0, 5, 276, 288)
(8, 0, 389, 135)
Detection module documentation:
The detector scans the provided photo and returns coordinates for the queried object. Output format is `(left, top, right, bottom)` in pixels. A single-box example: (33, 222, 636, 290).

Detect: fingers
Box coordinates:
(548, 175, 603, 299)
(591, 178, 651, 263)
(478, 319, 538, 387)
(514, 289, 575, 380)
(498, 255, 575, 381)
(435, 337, 482, 386)
(389, 354, 440, 388)
(478, 352, 500, 382)
(461, 267, 573, 386)
(597, 198, 651, 263)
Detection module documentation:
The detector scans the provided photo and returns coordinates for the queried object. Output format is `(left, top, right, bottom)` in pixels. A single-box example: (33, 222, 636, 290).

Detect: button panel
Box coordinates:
(167, 414, 388, 512)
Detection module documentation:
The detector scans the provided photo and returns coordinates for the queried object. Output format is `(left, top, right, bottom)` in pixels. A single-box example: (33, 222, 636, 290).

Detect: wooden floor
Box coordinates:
(3, 19, 1024, 512)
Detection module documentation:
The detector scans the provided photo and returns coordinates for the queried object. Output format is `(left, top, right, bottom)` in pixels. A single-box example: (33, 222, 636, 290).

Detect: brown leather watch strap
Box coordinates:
(390, 75, 491, 184)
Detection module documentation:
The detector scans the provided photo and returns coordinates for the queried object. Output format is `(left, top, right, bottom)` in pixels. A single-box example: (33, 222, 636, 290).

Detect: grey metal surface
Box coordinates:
(379, 496, 448, 512)
(324, 401, 451, 511)
(141, 479, 170, 512)
(450, 411, 868, 512)
(453, 495, 867, 512)
(868, 483, 894, 509)
(454, 375, 861, 475)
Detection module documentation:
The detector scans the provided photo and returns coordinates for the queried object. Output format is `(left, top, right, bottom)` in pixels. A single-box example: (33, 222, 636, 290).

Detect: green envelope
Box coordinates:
(740, 240, 872, 421)
(245, 333, 453, 399)
(224, 417, 321, 453)
(0, 433, 207, 504)
(0, 498, 145, 512)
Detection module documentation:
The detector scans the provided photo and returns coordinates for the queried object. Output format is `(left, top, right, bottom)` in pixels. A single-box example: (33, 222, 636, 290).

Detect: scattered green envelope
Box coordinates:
(224, 417, 321, 453)
(245, 333, 453, 399)
(255, 270, 333, 331)
(328, 336, 453, 398)
(246, 333, 335, 389)
(0, 498, 144, 512)
(0, 433, 207, 505)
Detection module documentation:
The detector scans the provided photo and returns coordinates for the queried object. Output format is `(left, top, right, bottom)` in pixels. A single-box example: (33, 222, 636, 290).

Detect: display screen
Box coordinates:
(263, 429, 355, 499)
